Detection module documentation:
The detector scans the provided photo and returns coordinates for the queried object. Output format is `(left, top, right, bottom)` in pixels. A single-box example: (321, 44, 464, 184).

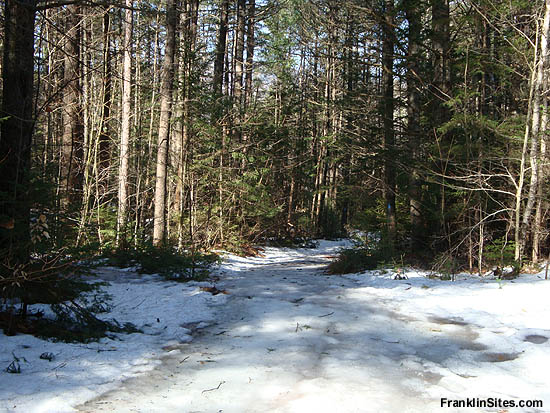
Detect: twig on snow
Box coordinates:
(130, 298, 147, 310)
(81, 346, 117, 352)
(201, 381, 226, 394)
(318, 312, 334, 318)
(52, 362, 67, 370)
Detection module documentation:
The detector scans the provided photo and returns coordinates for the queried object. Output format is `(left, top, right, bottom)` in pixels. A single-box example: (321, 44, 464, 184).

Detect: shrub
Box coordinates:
(484, 238, 516, 268)
(33, 300, 139, 343)
(327, 246, 386, 274)
(103, 246, 219, 281)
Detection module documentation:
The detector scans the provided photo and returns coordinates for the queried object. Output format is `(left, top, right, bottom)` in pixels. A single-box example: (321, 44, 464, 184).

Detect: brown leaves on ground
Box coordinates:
(0, 218, 15, 230)
(200, 286, 229, 295)
(240, 245, 265, 257)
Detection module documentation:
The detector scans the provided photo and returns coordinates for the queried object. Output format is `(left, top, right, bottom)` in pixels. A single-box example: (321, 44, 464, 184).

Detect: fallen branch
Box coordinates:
(81, 346, 117, 352)
(318, 312, 334, 318)
(201, 380, 226, 394)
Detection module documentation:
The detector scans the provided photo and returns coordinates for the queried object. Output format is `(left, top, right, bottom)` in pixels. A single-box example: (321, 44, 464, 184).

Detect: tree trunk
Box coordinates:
(430, 0, 450, 245)
(340, 13, 354, 232)
(515, 36, 539, 261)
(61, 5, 84, 206)
(234, 0, 246, 107)
(213, 0, 229, 97)
(519, 0, 550, 261)
(153, 0, 178, 247)
(405, 0, 424, 250)
(0, 0, 36, 261)
(244, 0, 255, 109)
(99, 7, 112, 173)
(533, 47, 549, 262)
(117, 0, 133, 248)
(382, 0, 396, 245)
(430, 0, 450, 122)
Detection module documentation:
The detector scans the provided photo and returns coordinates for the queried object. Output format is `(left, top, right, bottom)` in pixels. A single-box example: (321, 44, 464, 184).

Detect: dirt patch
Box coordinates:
(459, 341, 488, 351)
(428, 316, 469, 326)
(418, 370, 443, 385)
(524, 335, 548, 344)
(480, 352, 520, 362)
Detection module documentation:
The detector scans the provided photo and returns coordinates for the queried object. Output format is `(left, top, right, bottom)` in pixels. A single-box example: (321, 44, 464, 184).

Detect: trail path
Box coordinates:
(77, 241, 548, 412)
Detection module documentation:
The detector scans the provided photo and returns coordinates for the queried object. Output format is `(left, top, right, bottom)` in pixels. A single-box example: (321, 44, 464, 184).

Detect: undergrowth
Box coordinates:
(327, 233, 400, 274)
(327, 247, 387, 274)
(102, 246, 220, 281)
(1, 244, 218, 342)
(1, 281, 139, 343)
(34, 300, 139, 343)
(266, 237, 319, 249)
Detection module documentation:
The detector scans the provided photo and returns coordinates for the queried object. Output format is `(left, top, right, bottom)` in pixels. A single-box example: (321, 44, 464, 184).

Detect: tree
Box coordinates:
(0, 0, 36, 263)
(61, 5, 84, 205)
(213, 0, 229, 97)
(381, 0, 396, 246)
(3, 0, 550, 275)
(153, 0, 178, 247)
(404, 0, 425, 251)
(117, 0, 133, 248)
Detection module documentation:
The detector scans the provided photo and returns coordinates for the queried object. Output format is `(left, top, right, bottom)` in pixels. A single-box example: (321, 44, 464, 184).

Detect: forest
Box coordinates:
(2, 0, 550, 297)
(3, 0, 550, 410)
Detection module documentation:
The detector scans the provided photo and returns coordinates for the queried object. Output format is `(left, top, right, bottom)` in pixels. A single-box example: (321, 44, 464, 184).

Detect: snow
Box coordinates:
(0, 269, 227, 413)
(1, 239, 550, 412)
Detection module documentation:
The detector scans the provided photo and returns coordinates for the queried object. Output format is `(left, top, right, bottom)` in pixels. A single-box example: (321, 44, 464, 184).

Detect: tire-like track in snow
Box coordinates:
(77, 246, 478, 412)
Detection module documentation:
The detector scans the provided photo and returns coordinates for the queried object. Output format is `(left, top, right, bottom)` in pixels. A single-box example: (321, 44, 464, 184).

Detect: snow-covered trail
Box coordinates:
(76, 241, 520, 413)
(2, 240, 548, 412)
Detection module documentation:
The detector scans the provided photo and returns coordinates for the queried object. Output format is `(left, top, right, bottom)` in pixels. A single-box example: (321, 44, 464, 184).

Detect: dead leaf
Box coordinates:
(0, 218, 14, 230)
(200, 286, 229, 295)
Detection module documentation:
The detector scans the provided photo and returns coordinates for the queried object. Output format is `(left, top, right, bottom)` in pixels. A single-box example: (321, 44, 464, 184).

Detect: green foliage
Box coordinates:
(351, 199, 386, 231)
(96, 206, 119, 249)
(13, 0, 543, 291)
(327, 247, 382, 274)
(484, 238, 516, 268)
(318, 207, 343, 239)
(1, 252, 94, 307)
(327, 236, 396, 274)
(431, 252, 460, 281)
(103, 246, 219, 282)
(34, 300, 139, 343)
(1, 267, 135, 342)
(11, 274, 98, 306)
(267, 237, 319, 249)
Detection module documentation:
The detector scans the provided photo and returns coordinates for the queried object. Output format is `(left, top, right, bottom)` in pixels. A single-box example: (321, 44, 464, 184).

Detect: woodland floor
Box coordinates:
(2, 240, 550, 412)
